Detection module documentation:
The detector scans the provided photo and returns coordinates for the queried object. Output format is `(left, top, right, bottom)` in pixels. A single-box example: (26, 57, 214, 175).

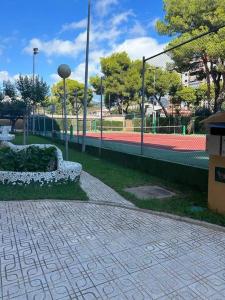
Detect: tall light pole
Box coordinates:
(32, 47, 39, 135)
(57, 64, 71, 161)
(74, 89, 79, 139)
(82, 0, 91, 153)
(99, 76, 104, 155)
(140, 56, 146, 155)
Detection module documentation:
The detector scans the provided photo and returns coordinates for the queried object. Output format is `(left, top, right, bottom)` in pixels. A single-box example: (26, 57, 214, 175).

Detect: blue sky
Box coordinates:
(0, 0, 169, 86)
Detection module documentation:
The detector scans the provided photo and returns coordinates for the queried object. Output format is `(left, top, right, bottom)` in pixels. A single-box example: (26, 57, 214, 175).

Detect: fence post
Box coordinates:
(70, 124, 73, 140)
(140, 57, 146, 155)
(153, 113, 157, 134)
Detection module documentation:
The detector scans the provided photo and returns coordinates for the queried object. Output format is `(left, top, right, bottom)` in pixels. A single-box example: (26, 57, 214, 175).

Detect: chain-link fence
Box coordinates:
(34, 112, 208, 170)
(33, 26, 225, 170)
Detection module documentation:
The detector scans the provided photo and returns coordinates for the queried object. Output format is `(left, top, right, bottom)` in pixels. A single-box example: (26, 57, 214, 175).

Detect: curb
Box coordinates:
(1, 199, 225, 233)
(86, 200, 225, 233)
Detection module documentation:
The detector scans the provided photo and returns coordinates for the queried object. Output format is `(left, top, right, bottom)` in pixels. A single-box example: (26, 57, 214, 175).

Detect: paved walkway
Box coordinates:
(80, 171, 135, 208)
(1, 201, 225, 299)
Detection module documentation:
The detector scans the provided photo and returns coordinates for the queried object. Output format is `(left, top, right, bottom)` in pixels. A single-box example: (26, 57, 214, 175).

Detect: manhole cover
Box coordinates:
(191, 206, 207, 213)
(124, 186, 176, 200)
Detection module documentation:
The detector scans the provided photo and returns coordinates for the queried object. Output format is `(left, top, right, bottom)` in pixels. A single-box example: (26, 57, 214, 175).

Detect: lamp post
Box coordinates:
(100, 76, 105, 155)
(32, 47, 39, 135)
(74, 89, 79, 139)
(57, 64, 71, 161)
(82, 0, 91, 153)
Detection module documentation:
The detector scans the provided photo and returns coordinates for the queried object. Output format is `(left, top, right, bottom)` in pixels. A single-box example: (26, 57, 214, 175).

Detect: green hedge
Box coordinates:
(28, 116, 60, 132)
(0, 146, 57, 172)
(31, 115, 206, 134)
(132, 116, 206, 134)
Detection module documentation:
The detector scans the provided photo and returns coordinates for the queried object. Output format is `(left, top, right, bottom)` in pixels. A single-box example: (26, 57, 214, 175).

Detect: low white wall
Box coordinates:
(0, 142, 82, 185)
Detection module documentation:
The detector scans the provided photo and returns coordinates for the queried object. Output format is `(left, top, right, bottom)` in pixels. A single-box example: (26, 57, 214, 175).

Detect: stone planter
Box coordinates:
(0, 142, 82, 186)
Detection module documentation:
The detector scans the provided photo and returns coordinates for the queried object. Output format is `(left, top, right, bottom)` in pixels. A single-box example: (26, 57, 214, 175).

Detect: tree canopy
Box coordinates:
(16, 75, 49, 106)
(90, 52, 137, 114)
(0, 76, 49, 130)
(52, 79, 93, 114)
(90, 52, 182, 116)
(156, 0, 225, 112)
(145, 67, 181, 116)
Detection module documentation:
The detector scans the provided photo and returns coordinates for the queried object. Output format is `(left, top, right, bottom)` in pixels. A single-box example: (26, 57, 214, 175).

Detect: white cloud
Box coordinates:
(49, 35, 170, 85)
(24, 32, 87, 57)
(50, 62, 100, 84)
(50, 73, 60, 83)
(0, 71, 10, 82)
(24, 17, 123, 58)
(71, 50, 105, 83)
(95, 0, 118, 16)
(111, 10, 134, 26)
(0, 71, 20, 83)
(47, 58, 53, 65)
(130, 22, 147, 37)
(60, 19, 87, 33)
(114, 37, 171, 67)
(148, 18, 159, 29)
(50, 47, 106, 84)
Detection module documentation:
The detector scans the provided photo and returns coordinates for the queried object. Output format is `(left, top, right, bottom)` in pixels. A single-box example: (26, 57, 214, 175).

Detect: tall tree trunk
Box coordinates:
(202, 55, 211, 103)
(139, 103, 142, 112)
(10, 119, 17, 133)
(124, 103, 129, 114)
(210, 62, 222, 113)
(155, 95, 168, 117)
(213, 78, 221, 113)
(216, 73, 225, 111)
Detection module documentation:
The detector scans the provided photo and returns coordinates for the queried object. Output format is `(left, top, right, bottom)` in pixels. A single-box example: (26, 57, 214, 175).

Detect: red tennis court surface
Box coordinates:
(86, 132, 206, 152)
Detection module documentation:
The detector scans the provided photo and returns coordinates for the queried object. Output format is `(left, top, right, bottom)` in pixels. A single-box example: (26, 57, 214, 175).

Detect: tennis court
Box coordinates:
(86, 132, 206, 152)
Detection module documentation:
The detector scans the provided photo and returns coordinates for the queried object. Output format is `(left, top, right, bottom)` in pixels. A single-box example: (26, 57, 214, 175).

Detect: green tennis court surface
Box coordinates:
(73, 135, 209, 170)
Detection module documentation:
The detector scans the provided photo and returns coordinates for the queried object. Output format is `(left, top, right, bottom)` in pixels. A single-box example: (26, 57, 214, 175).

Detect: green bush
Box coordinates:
(193, 116, 207, 134)
(28, 116, 61, 132)
(0, 146, 57, 172)
(94, 120, 123, 131)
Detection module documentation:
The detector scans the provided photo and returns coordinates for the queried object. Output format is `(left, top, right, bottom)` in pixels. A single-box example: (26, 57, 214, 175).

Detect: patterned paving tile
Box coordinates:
(80, 171, 135, 207)
(0, 201, 225, 299)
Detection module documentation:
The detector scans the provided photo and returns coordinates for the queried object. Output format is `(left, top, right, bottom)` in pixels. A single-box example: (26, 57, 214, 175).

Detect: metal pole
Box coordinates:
(32, 53, 35, 135)
(43, 107, 46, 136)
(51, 110, 54, 134)
(122, 99, 124, 117)
(23, 113, 26, 145)
(141, 57, 146, 155)
(100, 77, 103, 154)
(153, 69, 156, 134)
(82, 0, 91, 153)
(37, 106, 40, 132)
(109, 94, 111, 114)
(32, 49, 38, 135)
(63, 79, 69, 160)
(144, 24, 225, 63)
(74, 90, 79, 142)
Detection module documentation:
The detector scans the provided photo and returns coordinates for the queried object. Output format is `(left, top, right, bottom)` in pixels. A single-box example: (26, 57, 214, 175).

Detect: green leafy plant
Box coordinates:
(0, 146, 57, 172)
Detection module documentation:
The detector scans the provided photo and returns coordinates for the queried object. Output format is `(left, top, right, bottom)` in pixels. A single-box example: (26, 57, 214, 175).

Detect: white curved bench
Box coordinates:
(0, 126, 15, 142)
(0, 142, 82, 185)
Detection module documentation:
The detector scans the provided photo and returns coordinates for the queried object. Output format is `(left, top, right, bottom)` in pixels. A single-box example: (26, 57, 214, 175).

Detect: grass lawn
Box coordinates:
(0, 182, 88, 201)
(14, 134, 225, 227)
